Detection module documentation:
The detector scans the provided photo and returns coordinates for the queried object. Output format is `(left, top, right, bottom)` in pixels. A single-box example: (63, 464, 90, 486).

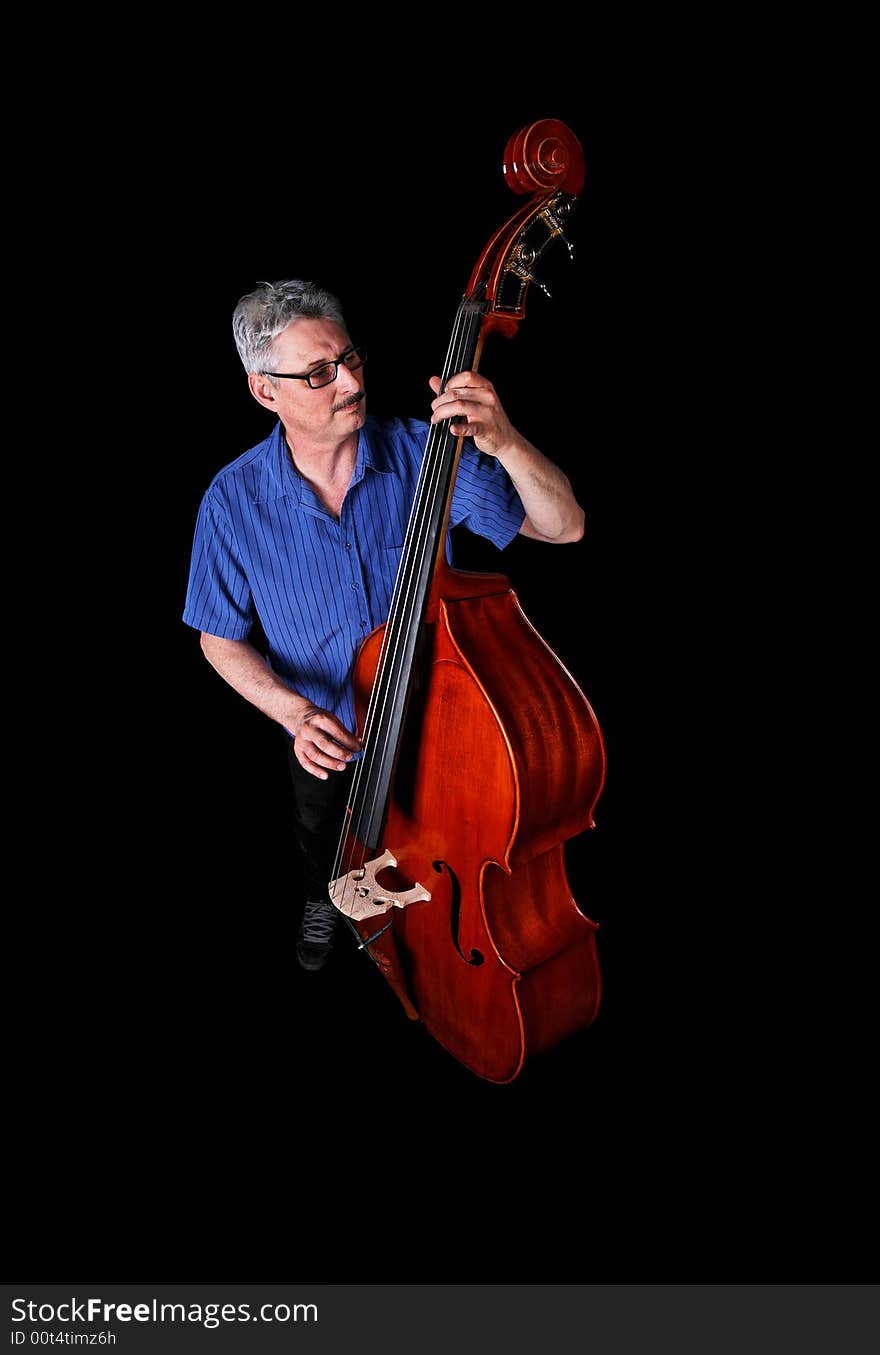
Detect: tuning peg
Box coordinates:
(542, 199, 576, 259)
(513, 244, 553, 298)
(511, 262, 553, 298)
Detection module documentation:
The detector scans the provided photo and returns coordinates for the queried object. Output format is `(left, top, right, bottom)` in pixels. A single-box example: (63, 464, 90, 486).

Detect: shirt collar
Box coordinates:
(256, 417, 391, 504)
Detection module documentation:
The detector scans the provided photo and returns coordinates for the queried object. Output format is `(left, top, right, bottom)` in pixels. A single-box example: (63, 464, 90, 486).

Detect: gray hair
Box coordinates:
(232, 279, 347, 376)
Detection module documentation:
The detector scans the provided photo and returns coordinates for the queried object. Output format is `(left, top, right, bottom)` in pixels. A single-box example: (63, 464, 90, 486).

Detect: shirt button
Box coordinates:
(351, 582, 359, 590)
(345, 542, 352, 551)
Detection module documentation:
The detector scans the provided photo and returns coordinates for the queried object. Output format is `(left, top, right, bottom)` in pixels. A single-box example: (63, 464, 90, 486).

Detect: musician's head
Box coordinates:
(233, 280, 347, 375)
(236, 279, 366, 442)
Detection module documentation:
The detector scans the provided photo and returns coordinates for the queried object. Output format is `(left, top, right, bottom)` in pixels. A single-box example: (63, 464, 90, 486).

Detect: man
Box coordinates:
(183, 279, 584, 972)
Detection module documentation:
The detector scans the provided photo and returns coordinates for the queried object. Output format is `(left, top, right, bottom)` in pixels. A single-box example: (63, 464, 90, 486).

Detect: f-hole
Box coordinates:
(433, 860, 483, 966)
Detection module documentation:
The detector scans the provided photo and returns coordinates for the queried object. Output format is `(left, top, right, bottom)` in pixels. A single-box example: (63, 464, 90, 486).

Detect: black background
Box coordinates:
(8, 55, 870, 1286)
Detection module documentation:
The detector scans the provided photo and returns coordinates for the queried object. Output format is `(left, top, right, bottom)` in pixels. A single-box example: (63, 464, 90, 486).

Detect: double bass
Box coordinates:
(329, 118, 606, 1083)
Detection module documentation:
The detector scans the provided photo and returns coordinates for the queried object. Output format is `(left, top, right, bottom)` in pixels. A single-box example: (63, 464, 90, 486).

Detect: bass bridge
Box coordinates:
(329, 848, 431, 922)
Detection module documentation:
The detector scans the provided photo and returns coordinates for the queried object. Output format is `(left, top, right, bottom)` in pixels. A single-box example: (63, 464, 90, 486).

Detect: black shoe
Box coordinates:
(297, 896, 339, 971)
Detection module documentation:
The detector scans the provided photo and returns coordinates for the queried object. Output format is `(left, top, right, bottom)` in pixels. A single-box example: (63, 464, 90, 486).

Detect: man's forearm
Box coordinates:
(497, 433, 585, 542)
(199, 634, 310, 730)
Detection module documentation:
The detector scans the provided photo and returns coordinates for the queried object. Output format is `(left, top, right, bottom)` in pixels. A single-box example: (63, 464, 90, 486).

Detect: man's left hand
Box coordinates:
(429, 373, 520, 461)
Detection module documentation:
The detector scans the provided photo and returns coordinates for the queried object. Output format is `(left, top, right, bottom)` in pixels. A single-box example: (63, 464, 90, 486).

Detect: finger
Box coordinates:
(299, 741, 351, 774)
(330, 725, 362, 751)
(303, 714, 361, 751)
(296, 748, 331, 780)
(313, 727, 357, 754)
(301, 758, 347, 779)
(303, 729, 356, 762)
(428, 373, 486, 396)
(431, 389, 495, 419)
(430, 398, 479, 424)
(444, 371, 490, 391)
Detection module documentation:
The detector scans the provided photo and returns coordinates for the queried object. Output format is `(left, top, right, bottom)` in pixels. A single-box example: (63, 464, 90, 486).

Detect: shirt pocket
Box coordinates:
(372, 540, 404, 617)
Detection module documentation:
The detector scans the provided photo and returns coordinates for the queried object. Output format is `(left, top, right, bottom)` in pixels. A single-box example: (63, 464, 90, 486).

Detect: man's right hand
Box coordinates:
(291, 704, 362, 779)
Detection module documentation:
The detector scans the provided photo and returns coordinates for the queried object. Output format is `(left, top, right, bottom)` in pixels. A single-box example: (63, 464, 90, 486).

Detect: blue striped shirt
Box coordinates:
(183, 415, 525, 734)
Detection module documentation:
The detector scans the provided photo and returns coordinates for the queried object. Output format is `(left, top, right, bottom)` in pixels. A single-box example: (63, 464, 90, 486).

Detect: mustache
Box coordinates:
(332, 390, 365, 413)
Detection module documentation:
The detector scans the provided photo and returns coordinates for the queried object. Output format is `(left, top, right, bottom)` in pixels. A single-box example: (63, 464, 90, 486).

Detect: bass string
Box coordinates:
(354, 308, 475, 773)
(330, 301, 483, 904)
(337, 304, 471, 870)
(329, 386, 458, 887)
(349, 302, 482, 849)
(327, 311, 470, 902)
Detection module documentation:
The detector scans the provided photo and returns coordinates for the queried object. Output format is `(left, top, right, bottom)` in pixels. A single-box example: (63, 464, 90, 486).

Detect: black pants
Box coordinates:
(285, 739, 355, 901)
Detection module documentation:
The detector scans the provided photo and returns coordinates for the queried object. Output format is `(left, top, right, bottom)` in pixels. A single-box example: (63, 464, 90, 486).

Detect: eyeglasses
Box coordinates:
(261, 344, 366, 389)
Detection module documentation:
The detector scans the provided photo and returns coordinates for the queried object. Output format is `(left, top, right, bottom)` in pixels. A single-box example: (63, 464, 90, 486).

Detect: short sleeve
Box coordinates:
(182, 493, 254, 639)
(449, 438, 526, 549)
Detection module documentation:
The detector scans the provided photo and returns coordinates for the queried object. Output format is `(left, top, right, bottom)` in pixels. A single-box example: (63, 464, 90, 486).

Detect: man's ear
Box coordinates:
(248, 371, 281, 411)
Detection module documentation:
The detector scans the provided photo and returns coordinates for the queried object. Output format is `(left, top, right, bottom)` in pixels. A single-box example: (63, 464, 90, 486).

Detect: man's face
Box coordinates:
(251, 317, 366, 448)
